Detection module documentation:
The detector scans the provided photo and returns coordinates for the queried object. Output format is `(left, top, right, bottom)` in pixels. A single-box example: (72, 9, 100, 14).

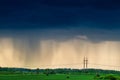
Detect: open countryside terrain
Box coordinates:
(0, 73, 120, 80)
(0, 74, 94, 80)
(0, 68, 120, 80)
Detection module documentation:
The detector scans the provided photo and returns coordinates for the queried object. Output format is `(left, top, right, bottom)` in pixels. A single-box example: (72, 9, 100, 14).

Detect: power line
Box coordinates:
(39, 63, 83, 67)
(89, 63, 120, 68)
(36, 58, 120, 71)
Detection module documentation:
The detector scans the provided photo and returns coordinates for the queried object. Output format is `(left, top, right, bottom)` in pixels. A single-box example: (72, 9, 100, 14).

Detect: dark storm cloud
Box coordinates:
(0, 28, 120, 42)
(0, 0, 120, 29)
(0, 0, 120, 41)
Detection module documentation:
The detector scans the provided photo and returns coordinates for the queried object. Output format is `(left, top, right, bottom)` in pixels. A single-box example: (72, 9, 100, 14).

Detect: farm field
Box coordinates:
(0, 73, 120, 80)
(0, 68, 120, 80)
(0, 74, 94, 80)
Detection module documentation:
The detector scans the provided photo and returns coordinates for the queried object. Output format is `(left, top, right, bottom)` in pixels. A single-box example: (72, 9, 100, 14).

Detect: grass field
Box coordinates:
(0, 74, 95, 80)
(0, 73, 120, 80)
(0, 68, 120, 80)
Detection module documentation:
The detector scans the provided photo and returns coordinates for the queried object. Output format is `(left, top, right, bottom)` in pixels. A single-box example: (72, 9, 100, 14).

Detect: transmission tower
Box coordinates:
(83, 57, 88, 69)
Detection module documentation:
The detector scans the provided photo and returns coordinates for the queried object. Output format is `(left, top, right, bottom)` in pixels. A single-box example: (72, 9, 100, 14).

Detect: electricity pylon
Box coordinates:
(83, 57, 88, 69)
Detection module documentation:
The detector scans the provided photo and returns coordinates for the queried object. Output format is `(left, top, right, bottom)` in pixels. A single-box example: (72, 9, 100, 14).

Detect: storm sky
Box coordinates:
(0, 0, 120, 69)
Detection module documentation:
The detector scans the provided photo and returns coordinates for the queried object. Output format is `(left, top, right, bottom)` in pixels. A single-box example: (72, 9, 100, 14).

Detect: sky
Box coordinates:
(0, 0, 120, 70)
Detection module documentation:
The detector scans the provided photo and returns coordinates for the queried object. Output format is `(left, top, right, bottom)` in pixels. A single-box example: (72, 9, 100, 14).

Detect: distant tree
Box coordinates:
(96, 73, 100, 77)
(36, 68, 39, 74)
(104, 75, 117, 80)
(66, 75, 70, 79)
(44, 69, 50, 76)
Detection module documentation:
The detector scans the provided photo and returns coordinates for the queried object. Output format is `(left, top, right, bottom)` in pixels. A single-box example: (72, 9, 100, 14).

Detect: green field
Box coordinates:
(0, 68, 120, 80)
(0, 73, 120, 80)
(0, 74, 94, 80)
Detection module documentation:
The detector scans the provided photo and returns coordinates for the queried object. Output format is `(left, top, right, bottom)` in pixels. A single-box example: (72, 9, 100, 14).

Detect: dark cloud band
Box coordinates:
(0, 0, 120, 29)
